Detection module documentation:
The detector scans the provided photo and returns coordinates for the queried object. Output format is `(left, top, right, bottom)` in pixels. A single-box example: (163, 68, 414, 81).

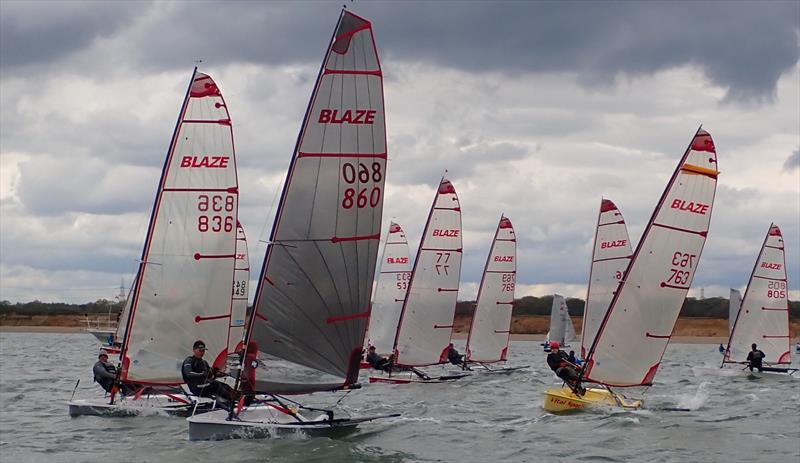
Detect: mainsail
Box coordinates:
(723, 224, 791, 365)
(582, 128, 718, 387)
(243, 10, 386, 394)
(367, 222, 412, 356)
(120, 70, 240, 384)
(393, 178, 463, 366)
(728, 288, 742, 335)
(549, 294, 574, 346)
(466, 216, 516, 363)
(227, 222, 250, 355)
(580, 199, 633, 358)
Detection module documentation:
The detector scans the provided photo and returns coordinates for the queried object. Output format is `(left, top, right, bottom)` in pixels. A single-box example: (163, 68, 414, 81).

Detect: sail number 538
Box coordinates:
(341, 162, 382, 209)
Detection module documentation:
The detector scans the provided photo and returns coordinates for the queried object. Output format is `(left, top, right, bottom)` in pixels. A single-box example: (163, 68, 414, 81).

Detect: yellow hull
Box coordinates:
(542, 386, 643, 412)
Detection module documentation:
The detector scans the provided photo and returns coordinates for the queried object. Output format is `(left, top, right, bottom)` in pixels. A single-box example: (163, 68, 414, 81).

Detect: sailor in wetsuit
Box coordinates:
(182, 340, 236, 403)
(546, 342, 584, 393)
(746, 343, 766, 372)
(93, 352, 117, 393)
(366, 345, 391, 371)
(446, 343, 465, 366)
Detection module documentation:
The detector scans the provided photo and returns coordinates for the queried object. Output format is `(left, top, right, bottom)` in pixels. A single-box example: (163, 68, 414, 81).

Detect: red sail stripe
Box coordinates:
(326, 311, 370, 324)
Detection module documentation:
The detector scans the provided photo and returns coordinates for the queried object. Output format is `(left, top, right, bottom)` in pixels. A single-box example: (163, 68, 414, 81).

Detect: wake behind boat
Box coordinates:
(544, 128, 719, 412)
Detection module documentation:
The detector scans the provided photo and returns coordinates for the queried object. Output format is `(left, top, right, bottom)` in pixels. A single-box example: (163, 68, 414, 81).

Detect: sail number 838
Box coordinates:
(341, 162, 382, 209)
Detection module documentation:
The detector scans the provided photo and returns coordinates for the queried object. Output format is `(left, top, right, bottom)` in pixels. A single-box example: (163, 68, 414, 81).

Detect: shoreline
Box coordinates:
(0, 325, 729, 343)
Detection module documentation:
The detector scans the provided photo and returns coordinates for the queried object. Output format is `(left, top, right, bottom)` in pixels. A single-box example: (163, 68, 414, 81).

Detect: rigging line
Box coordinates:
(317, 239, 354, 361)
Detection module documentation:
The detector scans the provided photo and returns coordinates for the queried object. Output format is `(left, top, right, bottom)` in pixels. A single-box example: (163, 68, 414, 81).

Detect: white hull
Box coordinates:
(69, 395, 214, 417)
(86, 329, 115, 343)
(188, 405, 396, 441)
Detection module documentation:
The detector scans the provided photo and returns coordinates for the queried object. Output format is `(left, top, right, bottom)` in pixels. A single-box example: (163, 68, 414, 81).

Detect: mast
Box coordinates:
(242, 9, 387, 394)
(466, 216, 516, 363)
(392, 178, 463, 367)
(581, 127, 718, 387)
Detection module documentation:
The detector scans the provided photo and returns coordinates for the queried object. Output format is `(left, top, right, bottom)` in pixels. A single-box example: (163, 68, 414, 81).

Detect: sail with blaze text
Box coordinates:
(393, 178, 463, 367)
(119, 69, 240, 384)
(243, 10, 387, 394)
(549, 295, 574, 345)
(367, 222, 412, 356)
(728, 288, 742, 335)
(466, 216, 516, 363)
(227, 222, 250, 355)
(581, 128, 718, 387)
(723, 224, 791, 365)
(580, 199, 633, 358)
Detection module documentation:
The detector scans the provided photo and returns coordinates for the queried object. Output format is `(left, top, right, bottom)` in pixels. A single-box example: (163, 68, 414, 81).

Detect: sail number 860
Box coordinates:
(341, 162, 382, 209)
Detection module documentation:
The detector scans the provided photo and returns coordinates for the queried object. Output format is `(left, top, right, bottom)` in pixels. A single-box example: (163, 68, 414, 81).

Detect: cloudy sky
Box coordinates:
(1, 1, 798, 304)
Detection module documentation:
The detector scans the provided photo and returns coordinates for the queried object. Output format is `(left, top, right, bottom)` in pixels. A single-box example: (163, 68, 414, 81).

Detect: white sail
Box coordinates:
(394, 179, 463, 366)
(244, 10, 387, 394)
(549, 294, 571, 345)
(565, 311, 576, 344)
(583, 128, 718, 387)
(227, 222, 250, 355)
(120, 70, 240, 384)
(466, 216, 516, 363)
(367, 222, 412, 356)
(728, 288, 742, 336)
(724, 224, 791, 364)
(580, 199, 633, 358)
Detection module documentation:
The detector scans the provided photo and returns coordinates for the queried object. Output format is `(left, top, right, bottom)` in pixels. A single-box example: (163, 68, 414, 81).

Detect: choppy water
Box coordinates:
(1, 332, 798, 462)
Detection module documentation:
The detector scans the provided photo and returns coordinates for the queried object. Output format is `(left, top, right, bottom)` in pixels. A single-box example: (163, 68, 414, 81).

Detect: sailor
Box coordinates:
(366, 345, 391, 371)
(546, 342, 584, 392)
(182, 340, 236, 403)
(93, 352, 117, 393)
(567, 350, 581, 366)
(446, 343, 464, 366)
(718, 343, 725, 354)
(746, 343, 766, 372)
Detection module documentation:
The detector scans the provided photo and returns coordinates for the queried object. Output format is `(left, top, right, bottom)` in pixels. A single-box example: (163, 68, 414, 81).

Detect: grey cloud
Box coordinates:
(784, 149, 800, 172)
(2, 2, 796, 101)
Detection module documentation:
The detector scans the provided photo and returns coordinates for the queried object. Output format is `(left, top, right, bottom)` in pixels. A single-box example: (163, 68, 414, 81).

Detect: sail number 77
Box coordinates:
(341, 162, 382, 209)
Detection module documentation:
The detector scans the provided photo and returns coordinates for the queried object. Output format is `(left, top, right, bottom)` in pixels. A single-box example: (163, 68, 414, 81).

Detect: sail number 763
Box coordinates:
(341, 162, 382, 209)
(666, 252, 696, 285)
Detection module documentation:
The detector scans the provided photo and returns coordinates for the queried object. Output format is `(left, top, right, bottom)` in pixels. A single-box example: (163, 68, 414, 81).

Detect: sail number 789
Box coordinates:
(341, 162, 382, 209)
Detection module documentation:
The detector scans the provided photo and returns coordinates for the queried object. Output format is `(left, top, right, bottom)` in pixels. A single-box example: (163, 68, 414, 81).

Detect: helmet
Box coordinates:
(550, 341, 560, 349)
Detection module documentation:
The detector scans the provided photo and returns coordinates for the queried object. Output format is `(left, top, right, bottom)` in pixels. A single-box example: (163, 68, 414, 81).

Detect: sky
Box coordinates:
(1, 0, 798, 304)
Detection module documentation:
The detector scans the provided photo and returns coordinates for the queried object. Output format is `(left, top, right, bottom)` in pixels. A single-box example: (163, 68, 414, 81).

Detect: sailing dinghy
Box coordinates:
(722, 224, 796, 377)
(69, 69, 242, 417)
(545, 295, 576, 350)
(464, 216, 527, 373)
(368, 178, 470, 384)
(543, 128, 719, 412)
(365, 222, 413, 360)
(188, 10, 400, 440)
(580, 199, 633, 359)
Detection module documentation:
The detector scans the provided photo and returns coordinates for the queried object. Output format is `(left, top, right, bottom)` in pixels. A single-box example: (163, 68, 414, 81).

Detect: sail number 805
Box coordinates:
(767, 280, 786, 299)
(341, 162, 382, 209)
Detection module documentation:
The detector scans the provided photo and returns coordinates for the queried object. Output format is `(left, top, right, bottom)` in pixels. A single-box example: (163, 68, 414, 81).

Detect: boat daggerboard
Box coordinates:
(580, 199, 633, 358)
(466, 216, 516, 363)
(549, 294, 568, 345)
(728, 288, 742, 336)
(243, 10, 387, 394)
(393, 178, 463, 367)
(227, 222, 250, 355)
(583, 128, 718, 387)
(120, 70, 240, 384)
(367, 222, 412, 357)
(723, 224, 791, 365)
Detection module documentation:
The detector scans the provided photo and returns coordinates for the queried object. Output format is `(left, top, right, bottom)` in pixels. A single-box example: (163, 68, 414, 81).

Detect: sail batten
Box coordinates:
(120, 69, 240, 384)
(582, 128, 718, 387)
(723, 224, 790, 365)
(244, 10, 386, 394)
(393, 178, 463, 367)
(465, 217, 516, 363)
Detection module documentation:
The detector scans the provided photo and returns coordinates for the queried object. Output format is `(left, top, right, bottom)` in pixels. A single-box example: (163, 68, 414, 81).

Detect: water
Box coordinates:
(1, 332, 798, 462)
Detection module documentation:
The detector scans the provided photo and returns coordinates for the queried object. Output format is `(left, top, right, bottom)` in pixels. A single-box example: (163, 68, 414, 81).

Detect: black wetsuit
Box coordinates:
(93, 360, 117, 393)
(547, 350, 579, 383)
(447, 347, 464, 366)
(181, 355, 234, 401)
(746, 349, 765, 372)
(367, 351, 390, 371)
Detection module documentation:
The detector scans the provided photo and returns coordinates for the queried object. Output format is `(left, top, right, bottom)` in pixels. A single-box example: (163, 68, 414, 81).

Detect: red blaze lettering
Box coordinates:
(180, 156, 230, 168)
(761, 262, 782, 270)
(432, 229, 459, 237)
(318, 109, 376, 125)
(387, 257, 409, 264)
(494, 256, 514, 262)
(600, 240, 627, 249)
(670, 199, 709, 215)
